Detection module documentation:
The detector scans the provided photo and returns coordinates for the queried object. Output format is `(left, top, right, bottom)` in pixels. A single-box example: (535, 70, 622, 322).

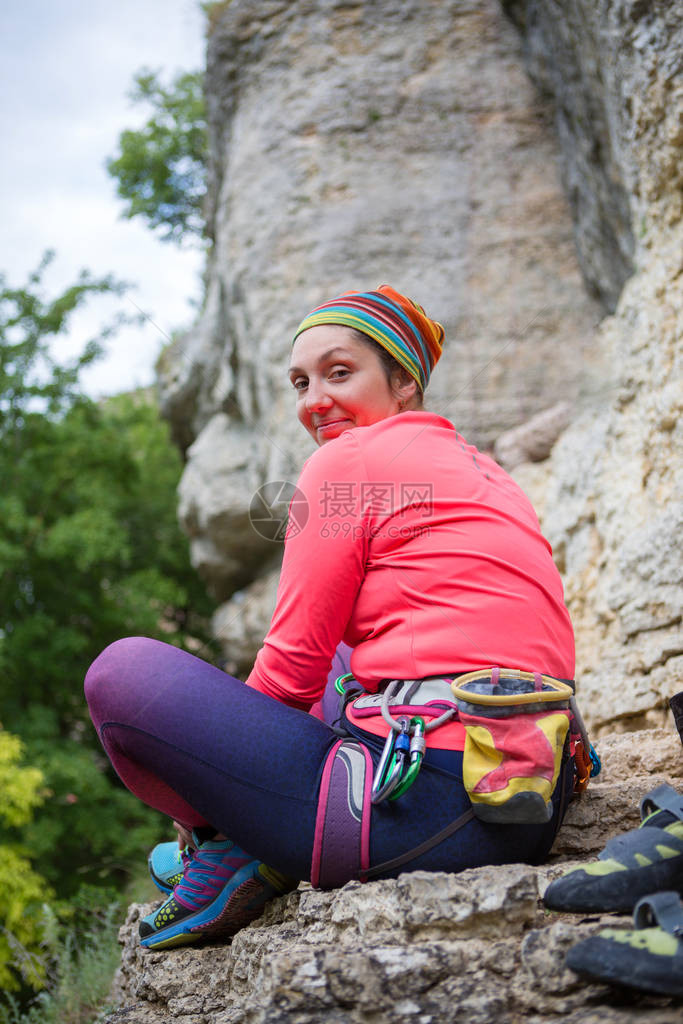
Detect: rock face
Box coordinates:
(108, 2, 683, 1018)
(504, 0, 683, 732)
(160, 0, 682, 728)
(537, 239, 683, 733)
(503, 0, 683, 310)
(493, 400, 572, 470)
(159, 0, 600, 604)
(108, 730, 683, 1023)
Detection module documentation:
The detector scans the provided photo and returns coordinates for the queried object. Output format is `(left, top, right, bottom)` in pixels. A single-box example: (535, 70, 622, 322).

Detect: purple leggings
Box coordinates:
(85, 637, 569, 881)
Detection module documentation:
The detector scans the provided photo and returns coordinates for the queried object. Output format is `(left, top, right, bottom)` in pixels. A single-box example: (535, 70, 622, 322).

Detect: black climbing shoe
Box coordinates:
(566, 890, 683, 997)
(670, 692, 683, 747)
(544, 784, 683, 914)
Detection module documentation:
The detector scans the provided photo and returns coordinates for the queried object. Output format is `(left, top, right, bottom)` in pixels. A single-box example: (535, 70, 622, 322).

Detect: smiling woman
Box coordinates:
(288, 284, 436, 443)
(84, 285, 578, 952)
(288, 330, 418, 443)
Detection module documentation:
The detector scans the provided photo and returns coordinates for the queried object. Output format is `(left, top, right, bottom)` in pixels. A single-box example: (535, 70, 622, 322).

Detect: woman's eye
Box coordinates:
(330, 368, 349, 380)
(292, 378, 307, 390)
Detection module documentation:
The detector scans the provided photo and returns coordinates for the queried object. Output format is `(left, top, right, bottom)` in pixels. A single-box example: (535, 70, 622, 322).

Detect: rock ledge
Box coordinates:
(108, 730, 683, 1023)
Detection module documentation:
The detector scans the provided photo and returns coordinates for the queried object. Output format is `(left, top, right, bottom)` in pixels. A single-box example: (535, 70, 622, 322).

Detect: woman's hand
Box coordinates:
(173, 820, 195, 851)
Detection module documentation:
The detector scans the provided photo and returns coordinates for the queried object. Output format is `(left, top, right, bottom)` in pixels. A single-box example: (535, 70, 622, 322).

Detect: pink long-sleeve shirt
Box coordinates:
(247, 412, 574, 711)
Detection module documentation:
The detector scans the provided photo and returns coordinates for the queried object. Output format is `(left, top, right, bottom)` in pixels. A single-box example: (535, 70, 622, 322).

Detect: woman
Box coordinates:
(85, 286, 575, 951)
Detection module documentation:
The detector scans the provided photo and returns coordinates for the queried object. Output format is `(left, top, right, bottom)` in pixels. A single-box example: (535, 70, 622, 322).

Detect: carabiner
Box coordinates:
(334, 672, 356, 696)
(389, 717, 426, 801)
(589, 743, 602, 778)
(371, 716, 411, 803)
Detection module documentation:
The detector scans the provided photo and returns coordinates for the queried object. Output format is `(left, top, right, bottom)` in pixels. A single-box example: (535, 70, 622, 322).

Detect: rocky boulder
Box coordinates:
(107, 729, 683, 1023)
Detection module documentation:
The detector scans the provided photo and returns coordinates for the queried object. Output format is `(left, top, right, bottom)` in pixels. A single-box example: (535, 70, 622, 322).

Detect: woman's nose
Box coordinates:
(304, 380, 332, 411)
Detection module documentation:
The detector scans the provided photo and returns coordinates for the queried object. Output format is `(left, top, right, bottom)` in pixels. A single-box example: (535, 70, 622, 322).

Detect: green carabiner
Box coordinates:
(334, 672, 355, 696)
(389, 717, 426, 801)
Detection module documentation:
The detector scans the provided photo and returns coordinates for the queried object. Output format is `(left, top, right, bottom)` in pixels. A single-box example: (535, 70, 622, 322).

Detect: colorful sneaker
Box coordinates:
(148, 840, 193, 894)
(138, 837, 297, 950)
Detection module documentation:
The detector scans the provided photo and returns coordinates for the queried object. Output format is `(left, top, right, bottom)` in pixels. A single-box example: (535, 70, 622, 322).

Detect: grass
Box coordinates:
(1, 868, 160, 1024)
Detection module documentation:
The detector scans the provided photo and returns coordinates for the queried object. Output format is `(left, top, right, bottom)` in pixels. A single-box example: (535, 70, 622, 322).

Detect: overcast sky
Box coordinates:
(1, 0, 207, 396)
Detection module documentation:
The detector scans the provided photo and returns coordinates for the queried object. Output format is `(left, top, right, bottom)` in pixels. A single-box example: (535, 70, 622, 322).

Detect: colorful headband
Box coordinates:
(292, 285, 445, 391)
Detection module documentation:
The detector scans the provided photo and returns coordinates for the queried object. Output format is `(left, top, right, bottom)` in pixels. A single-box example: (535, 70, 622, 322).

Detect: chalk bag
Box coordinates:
(451, 668, 573, 824)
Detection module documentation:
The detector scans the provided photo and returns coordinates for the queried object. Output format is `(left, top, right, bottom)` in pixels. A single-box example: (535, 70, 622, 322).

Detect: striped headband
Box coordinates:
(292, 285, 445, 391)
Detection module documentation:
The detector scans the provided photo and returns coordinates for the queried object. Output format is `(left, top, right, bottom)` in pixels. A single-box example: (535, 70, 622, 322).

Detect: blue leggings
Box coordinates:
(85, 637, 570, 882)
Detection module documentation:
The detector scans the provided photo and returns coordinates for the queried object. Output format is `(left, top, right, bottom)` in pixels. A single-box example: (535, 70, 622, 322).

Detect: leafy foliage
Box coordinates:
(0, 733, 44, 827)
(0, 250, 125, 430)
(0, 731, 50, 992)
(0, 258, 217, 998)
(106, 69, 207, 243)
(0, 891, 126, 1023)
(0, 390, 215, 735)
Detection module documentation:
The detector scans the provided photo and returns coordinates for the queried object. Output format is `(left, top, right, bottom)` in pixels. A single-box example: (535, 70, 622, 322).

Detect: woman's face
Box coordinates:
(289, 325, 403, 445)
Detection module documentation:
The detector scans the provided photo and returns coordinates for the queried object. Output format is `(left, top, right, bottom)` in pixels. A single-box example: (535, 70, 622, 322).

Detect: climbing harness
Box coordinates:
(338, 668, 599, 817)
(378, 678, 456, 735)
(311, 737, 373, 889)
(336, 675, 458, 805)
(311, 667, 600, 888)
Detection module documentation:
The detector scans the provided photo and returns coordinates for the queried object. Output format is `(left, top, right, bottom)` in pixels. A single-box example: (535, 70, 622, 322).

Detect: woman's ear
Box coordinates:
(393, 371, 419, 409)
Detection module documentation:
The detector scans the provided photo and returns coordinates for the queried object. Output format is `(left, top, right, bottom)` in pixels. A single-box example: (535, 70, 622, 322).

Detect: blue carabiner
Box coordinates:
(371, 717, 411, 803)
(389, 717, 426, 801)
(589, 743, 602, 778)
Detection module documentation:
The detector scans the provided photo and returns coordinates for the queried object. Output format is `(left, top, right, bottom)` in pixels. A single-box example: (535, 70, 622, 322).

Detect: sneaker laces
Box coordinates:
(174, 840, 253, 911)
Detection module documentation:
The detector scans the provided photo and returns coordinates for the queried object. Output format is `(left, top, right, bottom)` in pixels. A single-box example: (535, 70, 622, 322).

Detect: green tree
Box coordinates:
(0, 730, 50, 992)
(106, 69, 207, 243)
(0, 250, 124, 428)
(0, 257, 217, 902)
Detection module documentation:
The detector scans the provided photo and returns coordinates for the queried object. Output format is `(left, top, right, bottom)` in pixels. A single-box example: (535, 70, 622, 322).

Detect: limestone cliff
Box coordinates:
(157, 0, 682, 728)
(159, 0, 600, 618)
(109, 5, 683, 1018)
(505, 0, 683, 731)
